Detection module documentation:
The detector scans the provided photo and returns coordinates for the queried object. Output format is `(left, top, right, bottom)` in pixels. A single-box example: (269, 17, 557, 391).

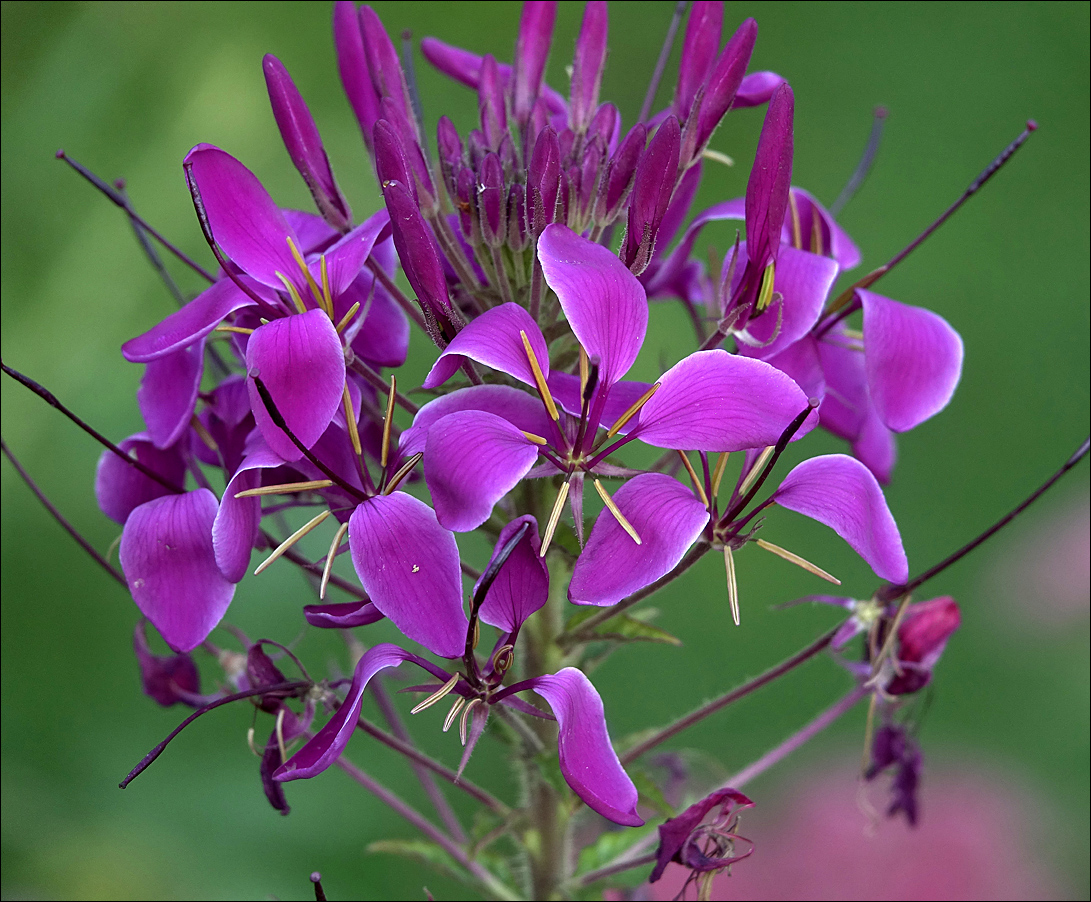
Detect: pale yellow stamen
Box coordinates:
(235, 479, 334, 498)
(520, 330, 559, 421)
(578, 345, 590, 399)
(320, 254, 334, 318)
(870, 594, 912, 679)
(676, 451, 710, 509)
(275, 270, 308, 315)
(383, 451, 422, 495)
(539, 479, 571, 557)
(810, 208, 824, 256)
(442, 696, 466, 732)
(255, 510, 332, 575)
(320, 521, 350, 600)
(606, 382, 661, 438)
(246, 725, 260, 757)
(723, 545, 740, 626)
(341, 384, 363, 458)
(789, 191, 803, 250)
(335, 301, 361, 334)
(381, 375, 397, 468)
(593, 479, 642, 545)
(286, 235, 326, 311)
(410, 673, 460, 715)
(460, 698, 481, 745)
(521, 431, 548, 445)
(738, 446, 774, 496)
(701, 148, 735, 167)
(275, 707, 288, 765)
(214, 324, 255, 335)
(756, 260, 777, 312)
(191, 416, 219, 453)
(711, 451, 730, 499)
(755, 538, 841, 585)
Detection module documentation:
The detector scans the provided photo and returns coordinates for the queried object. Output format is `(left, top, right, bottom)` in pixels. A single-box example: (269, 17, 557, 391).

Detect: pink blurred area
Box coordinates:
(621, 761, 1066, 901)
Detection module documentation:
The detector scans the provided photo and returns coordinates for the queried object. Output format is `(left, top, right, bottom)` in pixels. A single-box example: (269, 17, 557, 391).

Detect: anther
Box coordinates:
(788, 191, 802, 249)
(410, 673, 460, 714)
(213, 325, 255, 335)
(539, 479, 572, 557)
(320, 522, 350, 599)
(492, 644, 515, 675)
(605, 381, 660, 438)
(382, 451, 422, 495)
(459, 698, 481, 745)
(520, 330, 560, 421)
(738, 446, 774, 496)
(191, 415, 219, 453)
(755, 538, 841, 585)
(275, 707, 288, 765)
(343, 382, 364, 458)
(723, 544, 741, 626)
(676, 450, 710, 508)
(335, 301, 361, 334)
(246, 725, 260, 756)
(255, 510, 332, 575)
(275, 271, 308, 315)
(711, 451, 730, 499)
(381, 375, 397, 468)
(442, 696, 466, 732)
(593, 479, 642, 545)
(700, 148, 735, 168)
(235, 479, 334, 498)
(521, 431, 548, 445)
(319, 254, 335, 317)
(285, 235, 326, 311)
(756, 261, 777, 312)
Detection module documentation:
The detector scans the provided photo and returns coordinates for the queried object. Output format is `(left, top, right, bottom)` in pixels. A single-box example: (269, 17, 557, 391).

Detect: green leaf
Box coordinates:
(631, 769, 675, 819)
(367, 839, 465, 885)
(575, 822, 658, 874)
(565, 607, 682, 646)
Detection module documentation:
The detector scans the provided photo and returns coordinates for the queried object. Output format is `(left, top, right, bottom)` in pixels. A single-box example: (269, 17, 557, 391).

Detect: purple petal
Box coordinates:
(696, 18, 757, 149)
(762, 335, 826, 401)
(512, 1, 557, 124)
(213, 446, 284, 583)
(349, 493, 468, 658)
(381, 178, 453, 322)
(732, 71, 786, 108)
(275, 643, 431, 781)
(816, 329, 867, 440)
(853, 405, 897, 485)
(635, 350, 815, 451)
(401, 384, 555, 458)
(133, 622, 202, 708)
(137, 339, 205, 449)
(570, 2, 608, 132)
(745, 84, 794, 269)
(651, 788, 754, 882)
(570, 474, 709, 606)
(773, 454, 908, 583)
(424, 411, 540, 532)
(312, 207, 390, 298)
(675, 1, 723, 117)
(548, 372, 652, 433)
(184, 144, 300, 290)
(525, 668, 643, 826)
(423, 303, 548, 389)
(539, 224, 648, 385)
(860, 289, 964, 432)
(340, 268, 409, 369)
(333, 1, 381, 153)
(784, 188, 861, 270)
(264, 54, 352, 230)
(285, 209, 339, 253)
(358, 5, 415, 138)
(303, 601, 385, 628)
(119, 489, 236, 652)
(623, 116, 681, 274)
(476, 516, 548, 633)
(245, 310, 346, 461)
(95, 434, 186, 525)
(122, 277, 253, 362)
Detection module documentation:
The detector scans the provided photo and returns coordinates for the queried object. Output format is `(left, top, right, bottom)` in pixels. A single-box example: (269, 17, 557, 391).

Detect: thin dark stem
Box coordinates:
(119, 681, 312, 788)
(399, 29, 431, 167)
(57, 150, 216, 282)
(879, 436, 1090, 602)
(2, 438, 126, 587)
(348, 358, 420, 415)
(262, 532, 369, 600)
(580, 851, 658, 887)
(367, 258, 429, 331)
(829, 106, 888, 216)
(2, 362, 184, 494)
(639, 1, 687, 124)
(620, 626, 839, 765)
(114, 180, 186, 306)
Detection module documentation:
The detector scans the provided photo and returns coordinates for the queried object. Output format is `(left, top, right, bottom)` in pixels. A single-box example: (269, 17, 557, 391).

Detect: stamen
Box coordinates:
(723, 545, 741, 626)
(520, 330, 560, 421)
(383, 451, 423, 495)
(191, 415, 219, 453)
(755, 538, 841, 585)
(738, 446, 774, 496)
(521, 430, 548, 445)
(286, 235, 326, 311)
(539, 479, 572, 557)
(442, 696, 466, 732)
(335, 301, 361, 334)
(870, 594, 913, 677)
(246, 725, 260, 757)
(593, 479, 642, 545)
(410, 673, 460, 714)
(381, 375, 397, 468)
(320, 254, 334, 317)
(459, 698, 481, 745)
(235, 479, 334, 498)
(275, 270, 308, 315)
(810, 207, 824, 256)
(275, 707, 288, 765)
(605, 382, 661, 438)
(788, 192, 802, 249)
(333, 389, 358, 464)
(701, 148, 735, 168)
(491, 644, 515, 676)
(213, 324, 255, 335)
(711, 451, 731, 498)
(676, 451, 710, 508)
(320, 521, 350, 599)
(579, 346, 590, 399)
(756, 261, 777, 312)
(254, 510, 332, 575)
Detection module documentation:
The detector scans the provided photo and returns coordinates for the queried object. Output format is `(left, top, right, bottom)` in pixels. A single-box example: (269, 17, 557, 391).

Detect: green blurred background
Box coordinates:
(2, 2, 1088, 899)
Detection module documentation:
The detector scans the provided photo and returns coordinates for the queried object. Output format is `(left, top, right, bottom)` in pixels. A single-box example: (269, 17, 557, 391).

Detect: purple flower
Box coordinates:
(650, 786, 754, 883)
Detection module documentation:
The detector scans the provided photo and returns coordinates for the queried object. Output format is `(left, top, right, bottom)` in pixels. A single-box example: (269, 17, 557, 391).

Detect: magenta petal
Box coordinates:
(303, 601, 385, 628)
(526, 668, 643, 826)
(512, 1, 557, 123)
(401, 385, 555, 458)
(138, 339, 205, 449)
(761, 335, 825, 401)
(570, 473, 709, 606)
(119, 489, 236, 652)
(95, 434, 186, 525)
(275, 643, 425, 781)
(349, 493, 468, 658)
(333, 1, 380, 152)
(312, 208, 390, 298)
(422, 303, 549, 389)
(538, 224, 648, 384)
(337, 264, 409, 369)
(424, 411, 540, 532)
(853, 405, 897, 485)
(213, 446, 284, 583)
(732, 70, 786, 108)
(548, 372, 652, 433)
(860, 290, 964, 433)
(636, 350, 814, 452)
(245, 310, 346, 461)
(122, 277, 253, 362)
(773, 454, 908, 583)
(476, 515, 548, 633)
(184, 144, 300, 289)
(786, 188, 861, 270)
(745, 84, 794, 267)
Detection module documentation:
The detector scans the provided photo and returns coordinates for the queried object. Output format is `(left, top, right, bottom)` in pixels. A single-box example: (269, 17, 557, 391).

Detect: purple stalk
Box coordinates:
(829, 106, 888, 216)
(637, 0, 687, 124)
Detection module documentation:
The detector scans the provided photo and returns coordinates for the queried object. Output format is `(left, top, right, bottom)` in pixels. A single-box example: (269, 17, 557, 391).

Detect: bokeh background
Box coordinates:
(2, 2, 1088, 899)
